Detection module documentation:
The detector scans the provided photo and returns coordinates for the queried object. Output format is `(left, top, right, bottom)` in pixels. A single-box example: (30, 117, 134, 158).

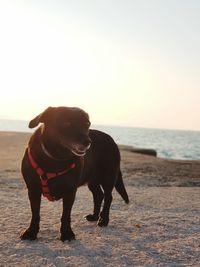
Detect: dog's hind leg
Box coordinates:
(86, 183, 104, 222)
(97, 189, 113, 227)
(20, 188, 41, 240)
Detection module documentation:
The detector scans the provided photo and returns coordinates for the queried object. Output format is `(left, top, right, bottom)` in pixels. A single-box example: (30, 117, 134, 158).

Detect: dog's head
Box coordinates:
(29, 106, 91, 156)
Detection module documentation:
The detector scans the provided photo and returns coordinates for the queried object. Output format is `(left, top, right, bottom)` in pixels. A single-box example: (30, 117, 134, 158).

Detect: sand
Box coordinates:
(0, 131, 200, 267)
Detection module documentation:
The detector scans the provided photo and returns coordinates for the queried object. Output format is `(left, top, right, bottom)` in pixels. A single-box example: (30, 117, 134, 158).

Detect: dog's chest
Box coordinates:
(47, 173, 76, 200)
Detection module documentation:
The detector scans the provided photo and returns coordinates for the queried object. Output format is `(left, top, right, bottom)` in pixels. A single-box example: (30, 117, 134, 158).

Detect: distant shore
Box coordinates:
(0, 131, 199, 187)
(1, 120, 200, 160)
(0, 131, 200, 266)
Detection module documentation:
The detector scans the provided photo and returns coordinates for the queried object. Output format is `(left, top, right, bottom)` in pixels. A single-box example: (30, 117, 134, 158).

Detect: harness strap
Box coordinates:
(27, 148, 76, 201)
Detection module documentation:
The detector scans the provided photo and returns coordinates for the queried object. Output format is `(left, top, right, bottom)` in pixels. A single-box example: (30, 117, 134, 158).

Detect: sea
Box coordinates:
(0, 119, 200, 160)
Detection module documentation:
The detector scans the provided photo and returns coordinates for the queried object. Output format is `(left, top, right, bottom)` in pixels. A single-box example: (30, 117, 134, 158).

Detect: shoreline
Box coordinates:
(0, 130, 200, 162)
(0, 131, 199, 187)
(1, 126, 200, 161)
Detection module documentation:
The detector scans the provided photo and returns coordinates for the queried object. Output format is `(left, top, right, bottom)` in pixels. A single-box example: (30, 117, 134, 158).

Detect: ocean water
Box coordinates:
(0, 119, 200, 160)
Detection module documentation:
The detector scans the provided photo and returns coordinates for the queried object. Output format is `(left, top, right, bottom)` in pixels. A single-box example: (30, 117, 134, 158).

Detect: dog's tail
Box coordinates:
(115, 170, 129, 204)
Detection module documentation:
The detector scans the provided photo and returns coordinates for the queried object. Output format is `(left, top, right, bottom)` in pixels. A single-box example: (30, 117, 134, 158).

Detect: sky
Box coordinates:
(0, 0, 200, 131)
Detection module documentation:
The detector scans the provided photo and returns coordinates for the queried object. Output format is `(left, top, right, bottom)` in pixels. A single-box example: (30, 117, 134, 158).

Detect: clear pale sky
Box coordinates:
(0, 0, 200, 130)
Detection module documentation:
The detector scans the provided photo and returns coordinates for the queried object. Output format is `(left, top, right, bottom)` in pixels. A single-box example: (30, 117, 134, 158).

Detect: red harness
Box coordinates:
(27, 148, 76, 201)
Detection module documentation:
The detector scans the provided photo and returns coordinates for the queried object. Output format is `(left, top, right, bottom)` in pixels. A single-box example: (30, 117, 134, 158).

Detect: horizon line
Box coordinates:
(0, 118, 199, 133)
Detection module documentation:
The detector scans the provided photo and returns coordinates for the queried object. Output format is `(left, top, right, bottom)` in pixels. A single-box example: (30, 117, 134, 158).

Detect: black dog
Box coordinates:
(20, 106, 129, 242)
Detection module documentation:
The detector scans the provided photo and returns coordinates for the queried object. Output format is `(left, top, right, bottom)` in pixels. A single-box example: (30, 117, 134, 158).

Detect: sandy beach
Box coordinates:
(0, 131, 200, 267)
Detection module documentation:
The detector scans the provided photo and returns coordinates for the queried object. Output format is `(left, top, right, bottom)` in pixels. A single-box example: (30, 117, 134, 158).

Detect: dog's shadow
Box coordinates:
(18, 227, 110, 266)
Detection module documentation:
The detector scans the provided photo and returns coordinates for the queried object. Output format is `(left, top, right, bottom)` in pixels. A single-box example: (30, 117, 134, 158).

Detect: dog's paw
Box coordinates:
(60, 230, 76, 242)
(20, 229, 38, 241)
(85, 214, 99, 222)
(97, 216, 109, 227)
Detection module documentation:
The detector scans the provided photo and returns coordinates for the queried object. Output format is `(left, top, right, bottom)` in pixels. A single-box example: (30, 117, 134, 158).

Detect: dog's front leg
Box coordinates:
(20, 188, 41, 240)
(60, 190, 76, 242)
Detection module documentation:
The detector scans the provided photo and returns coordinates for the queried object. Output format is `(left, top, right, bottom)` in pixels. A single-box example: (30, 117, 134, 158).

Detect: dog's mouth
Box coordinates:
(70, 147, 87, 156)
(61, 142, 91, 157)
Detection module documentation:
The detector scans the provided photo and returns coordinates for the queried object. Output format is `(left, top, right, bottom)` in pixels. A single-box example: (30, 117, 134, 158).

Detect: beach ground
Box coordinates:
(0, 132, 200, 267)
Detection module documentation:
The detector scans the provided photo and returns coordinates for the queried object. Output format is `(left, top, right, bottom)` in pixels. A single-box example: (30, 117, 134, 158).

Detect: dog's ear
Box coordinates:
(29, 107, 54, 128)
